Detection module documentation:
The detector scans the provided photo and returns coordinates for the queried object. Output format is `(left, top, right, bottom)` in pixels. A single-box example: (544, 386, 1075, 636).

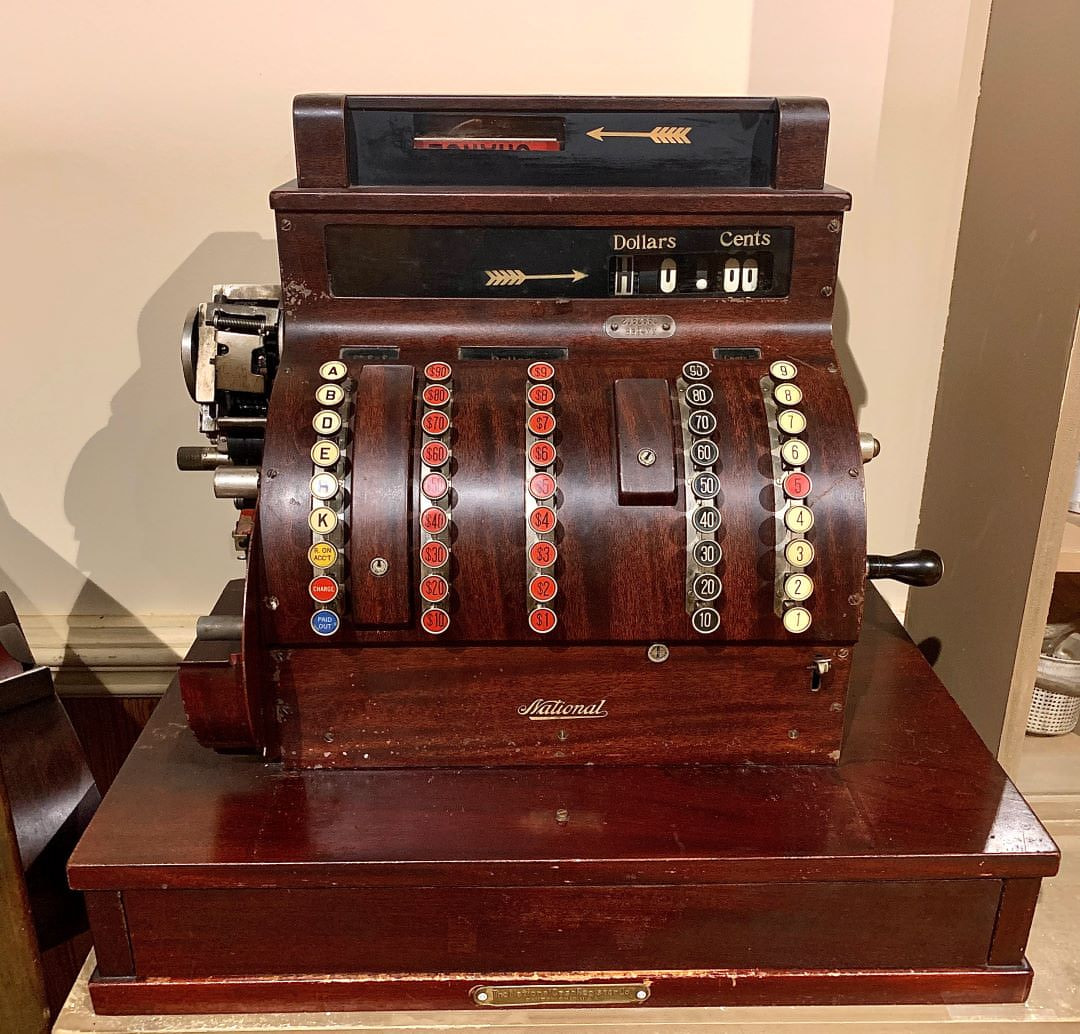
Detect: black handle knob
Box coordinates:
(866, 549, 943, 587)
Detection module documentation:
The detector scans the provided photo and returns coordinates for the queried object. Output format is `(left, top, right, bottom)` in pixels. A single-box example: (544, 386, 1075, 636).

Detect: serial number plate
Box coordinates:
(605, 315, 676, 339)
(472, 982, 650, 1007)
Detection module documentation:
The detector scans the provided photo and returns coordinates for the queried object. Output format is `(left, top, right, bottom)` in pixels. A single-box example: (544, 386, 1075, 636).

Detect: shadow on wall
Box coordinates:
(832, 282, 867, 417)
(0, 491, 152, 693)
(63, 232, 279, 618)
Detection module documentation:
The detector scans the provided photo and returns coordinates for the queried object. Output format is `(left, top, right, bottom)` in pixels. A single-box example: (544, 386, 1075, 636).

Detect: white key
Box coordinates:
(782, 606, 812, 633)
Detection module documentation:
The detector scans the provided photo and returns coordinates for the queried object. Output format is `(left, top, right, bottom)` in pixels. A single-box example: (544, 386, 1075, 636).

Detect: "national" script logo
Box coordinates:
(517, 698, 609, 721)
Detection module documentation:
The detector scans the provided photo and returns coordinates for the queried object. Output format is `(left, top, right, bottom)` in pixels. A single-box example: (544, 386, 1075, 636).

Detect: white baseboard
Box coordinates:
(19, 615, 197, 697)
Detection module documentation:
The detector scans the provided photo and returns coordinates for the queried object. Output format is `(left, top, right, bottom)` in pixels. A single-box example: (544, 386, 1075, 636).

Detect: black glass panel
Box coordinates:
(346, 107, 776, 187)
(325, 226, 793, 299)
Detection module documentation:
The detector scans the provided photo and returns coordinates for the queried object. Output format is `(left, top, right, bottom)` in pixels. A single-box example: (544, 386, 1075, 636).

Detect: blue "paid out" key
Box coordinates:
(310, 610, 340, 636)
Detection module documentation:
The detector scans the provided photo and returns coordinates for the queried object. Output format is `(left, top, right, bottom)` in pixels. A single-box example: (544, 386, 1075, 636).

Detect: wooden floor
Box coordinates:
(53, 796, 1080, 1033)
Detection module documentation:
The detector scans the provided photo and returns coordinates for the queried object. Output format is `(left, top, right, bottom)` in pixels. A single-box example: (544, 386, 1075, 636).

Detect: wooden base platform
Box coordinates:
(67, 587, 1060, 1014)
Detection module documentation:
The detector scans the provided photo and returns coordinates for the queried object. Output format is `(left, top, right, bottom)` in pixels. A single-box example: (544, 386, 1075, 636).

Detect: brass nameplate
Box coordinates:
(472, 983, 649, 1007)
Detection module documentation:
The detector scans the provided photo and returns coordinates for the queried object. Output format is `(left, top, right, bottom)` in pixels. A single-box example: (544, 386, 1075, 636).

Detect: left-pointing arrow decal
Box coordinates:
(485, 269, 589, 287)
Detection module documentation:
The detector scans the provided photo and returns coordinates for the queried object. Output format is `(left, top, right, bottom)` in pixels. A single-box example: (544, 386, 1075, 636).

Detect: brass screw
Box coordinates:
(370, 557, 389, 577)
(265, 596, 279, 611)
(827, 219, 841, 233)
(788, 729, 800, 740)
(821, 285, 834, 297)
(638, 449, 656, 467)
(555, 808, 569, 824)
(323, 731, 334, 743)
(280, 219, 292, 231)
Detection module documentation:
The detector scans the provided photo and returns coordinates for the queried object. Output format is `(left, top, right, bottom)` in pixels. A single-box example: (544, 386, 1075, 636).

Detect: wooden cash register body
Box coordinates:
(68, 96, 1059, 1014)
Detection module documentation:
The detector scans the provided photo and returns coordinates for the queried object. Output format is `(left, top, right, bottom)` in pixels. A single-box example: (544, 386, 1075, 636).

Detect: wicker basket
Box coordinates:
(1027, 685, 1080, 735)
(1028, 622, 1080, 735)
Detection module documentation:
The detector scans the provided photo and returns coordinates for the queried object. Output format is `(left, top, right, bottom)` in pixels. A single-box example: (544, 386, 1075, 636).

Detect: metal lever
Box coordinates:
(866, 549, 944, 587)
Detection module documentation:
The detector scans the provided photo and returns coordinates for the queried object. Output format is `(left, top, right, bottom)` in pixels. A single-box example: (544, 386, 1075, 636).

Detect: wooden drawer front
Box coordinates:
(124, 880, 1001, 978)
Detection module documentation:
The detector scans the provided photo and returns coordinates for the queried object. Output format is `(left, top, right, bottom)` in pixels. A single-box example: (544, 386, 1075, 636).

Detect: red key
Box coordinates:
(783, 471, 813, 500)
(421, 540, 449, 568)
(529, 506, 557, 534)
(422, 440, 449, 466)
(422, 472, 448, 500)
(529, 607, 558, 634)
(421, 507, 448, 534)
(529, 440, 556, 467)
(527, 361, 555, 382)
(424, 362, 452, 382)
(527, 411, 556, 436)
(528, 383, 555, 407)
(422, 383, 451, 407)
(529, 472, 556, 500)
(529, 540, 558, 568)
(420, 574, 449, 603)
(422, 411, 450, 436)
(421, 607, 451, 635)
(419, 535, 449, 570)
(529, 575, 558, 603)
(308, 576, 339, 604)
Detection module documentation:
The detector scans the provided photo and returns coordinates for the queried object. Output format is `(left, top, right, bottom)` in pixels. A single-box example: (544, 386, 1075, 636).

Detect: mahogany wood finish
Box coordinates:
(82, 892, 133, 978)
(69, 586, 1059, 1013)
(89, 967, 1036, 1015)
(350, 364, 415, 627)
(613, 378, 677, 505)
(275, 643, 849, 767)
(774, 98, 830, 190)
(178, 578, 252, 750)
(292, 94, 347, 188)
(60, 696, 158, 793)
(0, 594, 101, 1023)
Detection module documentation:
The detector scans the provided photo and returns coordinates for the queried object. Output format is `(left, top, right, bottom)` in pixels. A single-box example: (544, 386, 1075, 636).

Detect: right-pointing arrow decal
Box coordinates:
(485, 269, 589, 287)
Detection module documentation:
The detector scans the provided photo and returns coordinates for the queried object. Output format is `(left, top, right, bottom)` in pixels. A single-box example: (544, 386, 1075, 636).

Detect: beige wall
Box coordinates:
(0, 1, 986, 622)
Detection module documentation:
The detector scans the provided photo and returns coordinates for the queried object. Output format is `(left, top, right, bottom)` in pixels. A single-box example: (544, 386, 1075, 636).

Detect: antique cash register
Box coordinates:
(68, 96, 1058, 1014)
